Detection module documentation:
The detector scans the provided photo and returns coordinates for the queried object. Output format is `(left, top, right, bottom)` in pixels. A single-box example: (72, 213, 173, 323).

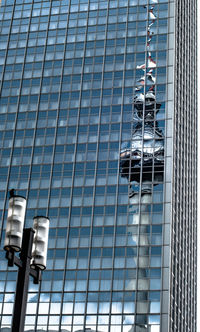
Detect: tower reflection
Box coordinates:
(120, 2, 164, 331)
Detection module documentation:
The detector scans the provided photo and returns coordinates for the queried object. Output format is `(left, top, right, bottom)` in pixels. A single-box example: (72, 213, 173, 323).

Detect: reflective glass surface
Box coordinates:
(0, 0, 175, 331)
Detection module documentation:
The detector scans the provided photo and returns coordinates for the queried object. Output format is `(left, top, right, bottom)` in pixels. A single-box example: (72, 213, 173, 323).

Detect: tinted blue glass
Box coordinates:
(0, 0, 172, 331)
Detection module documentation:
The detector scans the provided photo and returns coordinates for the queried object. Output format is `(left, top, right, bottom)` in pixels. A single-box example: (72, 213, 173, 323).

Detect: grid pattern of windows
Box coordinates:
(0, 0, 196, 331)
(170, 0, 197, 331)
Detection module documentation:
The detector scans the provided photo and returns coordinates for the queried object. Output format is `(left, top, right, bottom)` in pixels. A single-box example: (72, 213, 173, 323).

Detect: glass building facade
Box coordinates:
(0, 0, 197, 331)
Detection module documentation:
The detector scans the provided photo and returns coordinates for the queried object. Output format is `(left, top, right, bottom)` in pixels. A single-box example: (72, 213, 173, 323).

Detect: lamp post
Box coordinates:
(4, 189, 49, 332)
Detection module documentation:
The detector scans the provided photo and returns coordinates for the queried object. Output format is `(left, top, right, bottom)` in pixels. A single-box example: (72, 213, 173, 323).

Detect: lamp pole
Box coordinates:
(6, 229, 40, 332)
(4, 190, 49, 332)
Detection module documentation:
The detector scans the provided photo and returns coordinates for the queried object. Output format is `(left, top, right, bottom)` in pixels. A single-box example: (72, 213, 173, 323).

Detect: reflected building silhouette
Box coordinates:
(120, 3, 164, 331)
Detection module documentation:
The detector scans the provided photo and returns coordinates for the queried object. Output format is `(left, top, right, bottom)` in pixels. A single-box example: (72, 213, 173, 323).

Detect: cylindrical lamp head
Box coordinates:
(4, 195, 26, 252)
(31, 216, 49, 270)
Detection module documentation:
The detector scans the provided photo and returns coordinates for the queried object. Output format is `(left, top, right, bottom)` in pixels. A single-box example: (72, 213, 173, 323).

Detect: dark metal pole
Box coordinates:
(11, 228, 34, 332)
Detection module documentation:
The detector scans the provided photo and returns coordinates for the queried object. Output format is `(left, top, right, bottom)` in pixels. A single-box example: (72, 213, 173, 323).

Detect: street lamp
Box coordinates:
(4, 189, 50, 332)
